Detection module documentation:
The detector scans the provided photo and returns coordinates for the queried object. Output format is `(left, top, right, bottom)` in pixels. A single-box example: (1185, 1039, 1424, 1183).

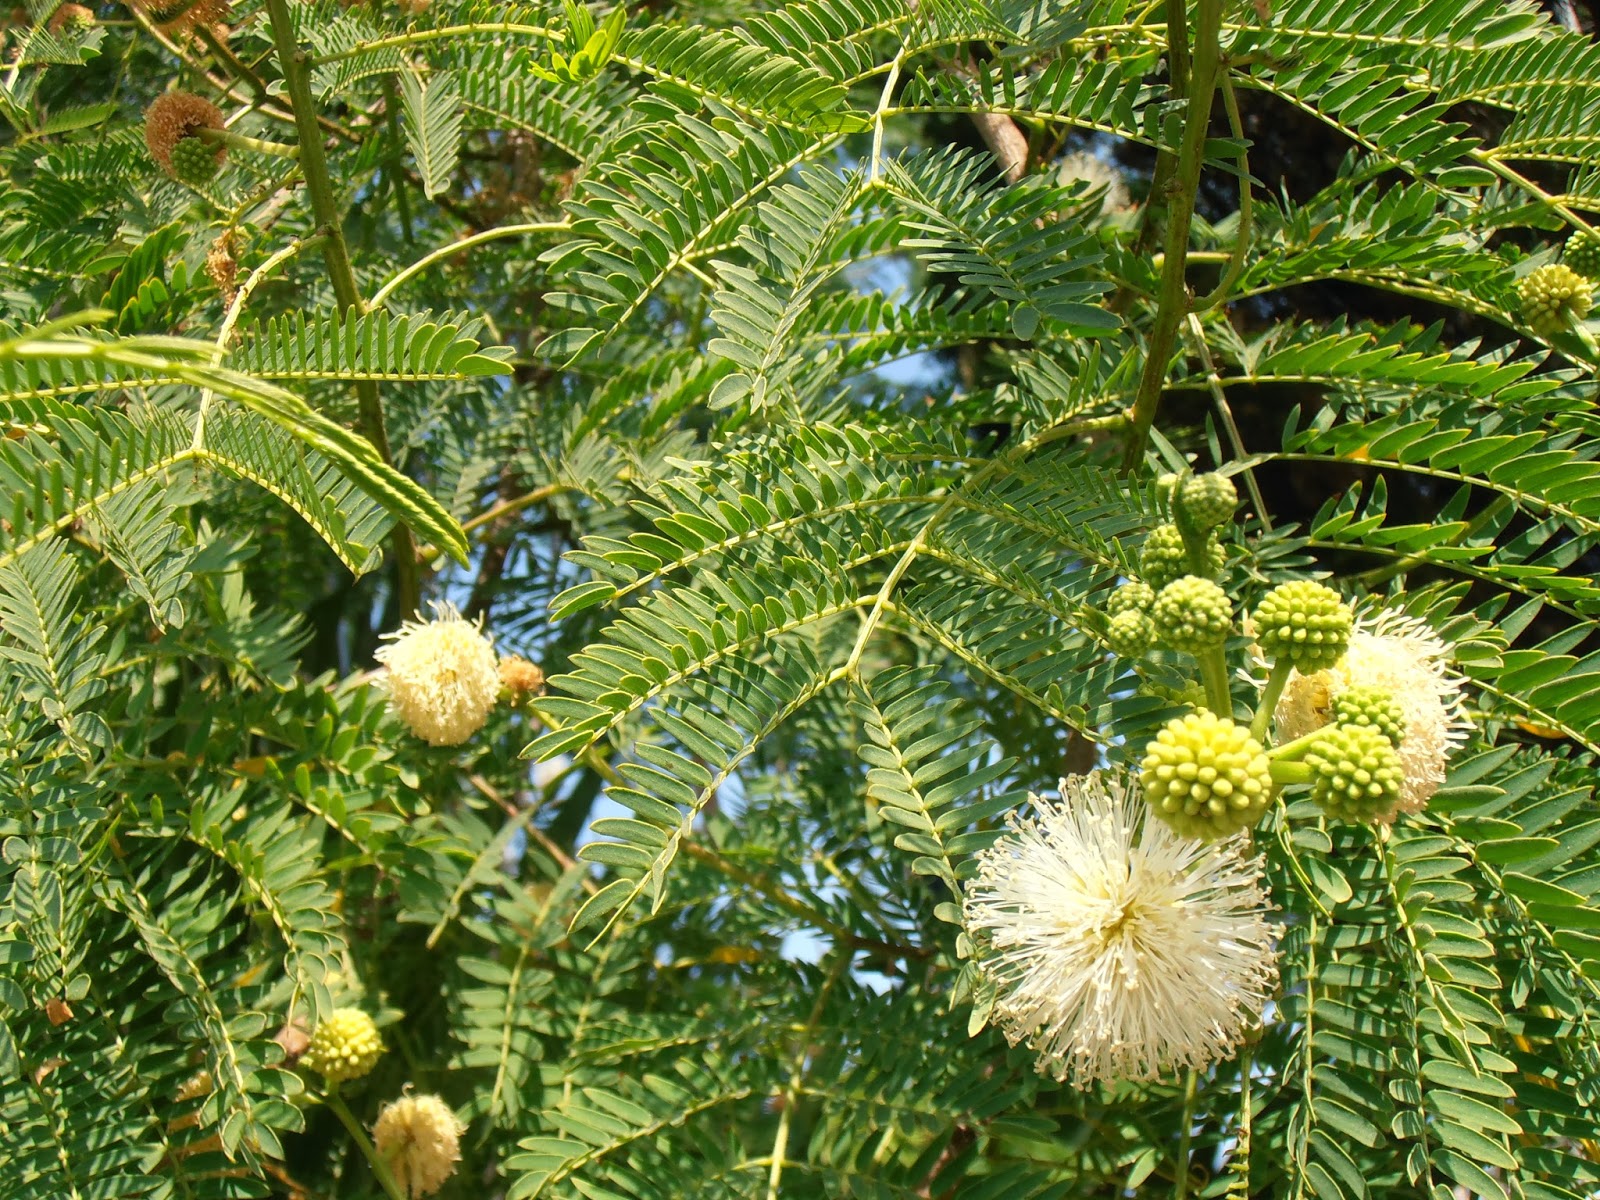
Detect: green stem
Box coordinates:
(1174, 1067, 1198, 1200)
(1268, 728, 1327, 762)
(1249, 657, 1292, 742)
(1198, 647, 1233, 717)
(1193, 70, 1251, 312)
(193, 126, 300, 159)
(1122, 0, 1224, 469)
(370, 221, 571, 308)
(264, 0, 419, 616)
(1268, 759, 1313, 786)
(323, 1088, 407, 1200)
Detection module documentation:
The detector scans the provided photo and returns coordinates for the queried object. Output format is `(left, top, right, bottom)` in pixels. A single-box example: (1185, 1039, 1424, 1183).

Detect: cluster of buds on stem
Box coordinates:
(1093, 469, 1472, 837)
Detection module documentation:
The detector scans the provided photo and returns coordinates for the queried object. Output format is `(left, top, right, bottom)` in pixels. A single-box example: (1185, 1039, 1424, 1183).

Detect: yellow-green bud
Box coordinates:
(1177, 473, 1238, 531)
(1106, 609, 1155, 658)
(1106, 581, 1156, 619)
(1252, 580, 1352, 673)
(1140, 524, 1224, 591)
(1330, 685, 1405, 747)
(301, 1008, 383, 1084)
(1518, 264, 1592, 334)
(1139, 710, 1273, 839)
(1152, 576, 1232, 653)
(170, 135, 223, 186)
(1564, 231, 1600, 280)
(1303, 724, 1404, 823)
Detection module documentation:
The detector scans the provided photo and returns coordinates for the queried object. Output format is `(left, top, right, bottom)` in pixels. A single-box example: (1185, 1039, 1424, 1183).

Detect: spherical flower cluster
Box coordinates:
(1565, 230, 1600, 280)
(1253, 580, 1352, 673)
(1151, 576, 1232, 652)
(1056, 150, 1130, 217)
(1140, 524, 1224, 590)
(144, 92, 225, 181)
(47, 3, 94, 33)
(375, 602, 500, 746)
(1140, 711, 1273, 839)
(301, 1008, 383, 1084)
(963, 772, 1279, 1088)
(498, 654, 545, 697)
(374, 1093, 463, 1197)
(1105, 581, 1155, 619)
(1518, 264, 1592, 333)
(1275, 610, 1472, 814)
(1177, 473, 1238, 531)
(1303, 724, 1404, 823)
(1331, 685, 1405, 747)
(131, 0, 231, 34)
(1106, 609, 1155, 658)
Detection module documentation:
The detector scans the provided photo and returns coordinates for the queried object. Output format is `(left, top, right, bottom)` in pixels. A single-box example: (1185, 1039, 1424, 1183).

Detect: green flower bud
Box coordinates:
(1139, 710, 1274, 839)
(1140, 524, 1224, 591)
(1303, 724, 1404, 823)
(1564, 230, 1600, 280)
(300, 1008, 383, 1084)
(1252, 580, 1352, 673)
(170, 135, 223, 186)
(1518, 264, 1592, 334)
(1330, 685, 1405, 747)
(1106, 609, 1155, 658)
(1177, 473, 1238, 531)
(1152, 576, 1232, 653)
(1106, 581, 1156, 619)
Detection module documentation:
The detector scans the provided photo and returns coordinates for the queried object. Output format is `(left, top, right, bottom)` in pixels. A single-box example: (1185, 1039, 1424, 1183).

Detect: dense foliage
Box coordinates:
(2, 0, 1599, 1197)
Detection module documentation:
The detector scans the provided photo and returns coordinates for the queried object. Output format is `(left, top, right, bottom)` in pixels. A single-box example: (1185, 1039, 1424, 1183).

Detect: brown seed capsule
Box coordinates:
(144, 91, 226, 178)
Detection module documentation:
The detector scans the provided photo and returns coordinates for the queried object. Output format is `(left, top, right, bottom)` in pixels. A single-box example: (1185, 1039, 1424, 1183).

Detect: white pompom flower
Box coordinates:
(374, 602, 500, 746)
(962, 771, 1280, 1088)
(1274, 609, 1472, 816)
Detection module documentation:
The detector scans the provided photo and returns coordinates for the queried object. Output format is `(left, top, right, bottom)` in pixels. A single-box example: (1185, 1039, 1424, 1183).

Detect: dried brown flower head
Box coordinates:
(205, 230, 238, 306)
(129, 0, 231, 34)
(144, 91, 225, 177)
(47, 3, 94, 33)
(498, 655, 544, 697)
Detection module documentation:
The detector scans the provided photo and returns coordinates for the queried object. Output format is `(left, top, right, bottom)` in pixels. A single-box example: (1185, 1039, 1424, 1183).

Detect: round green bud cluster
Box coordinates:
(1252, 580, 1352, 672)
(1106, 609, 1155, 658)
(1330, 685, 1405, 747)
(1565, 230, 1600, 280)
(300, 1008, 383, 1084)
(170, 135, 222, 186)
(1518, 264, 1593, 334)
(1177, 473, 1238, 531)
(1151, 576, 1232, 652)
(1303, 724, 1404, 823)
(1139, 710, 1273, 839)
(1139, 524, 1224, 591)
(1105, 581, 1156, 619)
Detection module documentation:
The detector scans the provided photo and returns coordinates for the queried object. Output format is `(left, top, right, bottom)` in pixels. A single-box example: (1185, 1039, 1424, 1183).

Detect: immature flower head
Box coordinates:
(1275, 610, 1472, 814)
(144, 91, 225, 179)
(963, 772, 1279, 1088)
(498, 654, 545, 697)
(1177, 473, 1238, 531)
(1140, 524, 1223, 591)
(374, 1093, 463, 1197)
(1253, 580, 1352, 673)
(1152, 576, 1232, 653)
(1331, 685, 1405, 747)
(301, 1008, 383, 1084)
(1303, 724, 1405, 823)
(1518, 263, 1592, 333)
(1140, 711, 1273, 839)
(375, 602, 500, 746)
(1565, 230, 1600, 280)
(1105, 580, 1156, 619)
(1106, 609, 1155, 659)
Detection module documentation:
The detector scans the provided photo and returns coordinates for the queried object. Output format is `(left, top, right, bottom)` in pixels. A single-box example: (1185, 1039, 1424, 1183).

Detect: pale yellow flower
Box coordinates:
(963, 772, 1279, 1088)
(374, 1093, 463, 1197)
(375, 602, 500, 746)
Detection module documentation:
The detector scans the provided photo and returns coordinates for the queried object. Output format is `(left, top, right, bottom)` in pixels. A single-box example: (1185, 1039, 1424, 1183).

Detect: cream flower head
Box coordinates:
(1275, 609, 1472, 816)
(962, 772, 1280, 1088)
(374, 1092, 463, 1198)
(375, 602, 499, 746)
